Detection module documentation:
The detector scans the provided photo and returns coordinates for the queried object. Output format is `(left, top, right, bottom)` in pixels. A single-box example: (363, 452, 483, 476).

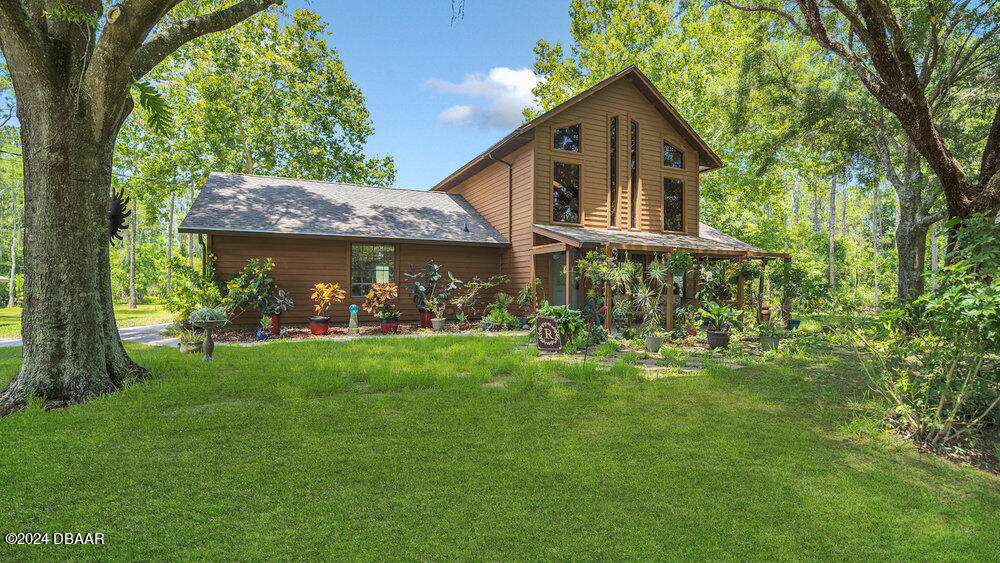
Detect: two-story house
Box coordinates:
(180, 65, 789, 327)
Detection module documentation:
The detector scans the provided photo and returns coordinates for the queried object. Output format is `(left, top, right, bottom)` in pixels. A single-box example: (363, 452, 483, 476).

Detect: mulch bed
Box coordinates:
(212, 322, 492, 343)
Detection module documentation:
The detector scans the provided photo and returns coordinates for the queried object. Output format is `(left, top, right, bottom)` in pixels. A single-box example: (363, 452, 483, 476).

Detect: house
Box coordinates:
(180, 65, 790, 326)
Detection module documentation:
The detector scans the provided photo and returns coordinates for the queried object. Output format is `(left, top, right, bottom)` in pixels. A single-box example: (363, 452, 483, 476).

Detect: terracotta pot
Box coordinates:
(419, 310, 433, 328)
(380, 321, 399, 334)
(431, 318, 446, 331)
(309, 316, 330, 335)
(707, 330, 730, 350)
(267, 314, 282, 336)
(686, 329, 697, 336)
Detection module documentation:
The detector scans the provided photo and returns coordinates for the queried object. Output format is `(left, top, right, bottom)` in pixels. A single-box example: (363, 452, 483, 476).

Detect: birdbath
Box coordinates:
(191, 319, 226, 361)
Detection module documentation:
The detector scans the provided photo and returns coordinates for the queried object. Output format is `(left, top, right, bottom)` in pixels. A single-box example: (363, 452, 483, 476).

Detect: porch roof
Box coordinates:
(532, 223, 788, 259)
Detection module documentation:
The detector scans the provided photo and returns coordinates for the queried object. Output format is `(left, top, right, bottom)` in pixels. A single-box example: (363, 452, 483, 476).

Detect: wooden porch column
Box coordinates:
(665, 251, 674, 331)
(757, 258, 768, 323)
(529, 252, 537, 312)
(565, 243, 573, 309)
(604, 244, 613, 331)
(736, 272, 745, 326)
(782, 256, 792, 327)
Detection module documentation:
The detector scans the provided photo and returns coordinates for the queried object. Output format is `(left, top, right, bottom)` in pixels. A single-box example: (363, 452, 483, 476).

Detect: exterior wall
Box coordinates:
(449, 143, 535, 297)
(210, 234, 504, 324)
(532, 79, 701, 236)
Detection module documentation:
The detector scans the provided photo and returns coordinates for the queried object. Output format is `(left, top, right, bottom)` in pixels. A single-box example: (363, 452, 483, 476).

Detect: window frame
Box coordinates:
(550, 159, 583, 225)
(608, 114, 620, 229)
(662, 139, 684, 169)
(552, 122, 583, 154)
(661, 176, 685, 233)
(349, 243, 396, 298)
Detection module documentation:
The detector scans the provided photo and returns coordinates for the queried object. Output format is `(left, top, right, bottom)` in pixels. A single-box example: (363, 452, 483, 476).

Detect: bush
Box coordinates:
(537, 303, 584, 340)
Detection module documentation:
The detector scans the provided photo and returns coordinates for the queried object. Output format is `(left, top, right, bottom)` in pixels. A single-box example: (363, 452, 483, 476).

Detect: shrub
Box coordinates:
(362, 282, 399, 320)
(537, 303, 584, 340)
(310, 282, 346, 317)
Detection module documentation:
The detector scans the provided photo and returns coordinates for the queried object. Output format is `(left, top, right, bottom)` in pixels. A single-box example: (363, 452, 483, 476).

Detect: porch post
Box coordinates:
(604, 244, 613, 331)
(565, 243, 573, 309)
(758, 258, 768, 323)
(782, 256, 792, 327)
(736, 271, 745, 326)
(665, 251, 674, 332)
(529, 252, 537, 312)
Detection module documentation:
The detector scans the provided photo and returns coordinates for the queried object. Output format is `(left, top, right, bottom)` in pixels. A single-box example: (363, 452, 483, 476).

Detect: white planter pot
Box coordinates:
(645, 335, 664, 353)
(431, 318, 446, 331)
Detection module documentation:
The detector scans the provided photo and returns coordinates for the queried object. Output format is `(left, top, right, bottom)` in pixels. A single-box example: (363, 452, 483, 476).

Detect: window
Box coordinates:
(609, 116, 618, 227)
(553, 123, 581, 152)
(663, 177, 684, 232)
(629, 121, 638, 229)
(663, 141, 683, 168)
(552, 162, 580, 224)
(350, 244, 394, 298)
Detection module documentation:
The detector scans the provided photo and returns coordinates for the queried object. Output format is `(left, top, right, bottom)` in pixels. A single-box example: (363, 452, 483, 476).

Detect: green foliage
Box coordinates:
(700, 302, 738, 332)
(168, 256, 279, 324)
(405, 260, 459, 311)
(537, 304, 585, 340)
(189, 307, 227, 324)
(593, 340, 619, 357)
(132, 80, 174, 137)
(658, 345, 689, 367)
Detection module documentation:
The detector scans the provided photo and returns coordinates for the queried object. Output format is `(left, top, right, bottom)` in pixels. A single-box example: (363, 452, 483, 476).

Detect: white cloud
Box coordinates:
(424, 67, 540, 130)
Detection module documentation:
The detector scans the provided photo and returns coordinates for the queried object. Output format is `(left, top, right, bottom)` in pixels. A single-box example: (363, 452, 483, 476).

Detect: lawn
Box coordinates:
(2, 336, 998, 559)
(0, 303, 171, 337)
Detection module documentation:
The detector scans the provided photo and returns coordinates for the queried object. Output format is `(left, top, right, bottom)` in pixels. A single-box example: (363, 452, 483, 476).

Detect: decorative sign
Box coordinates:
(535, 316, 562, 351)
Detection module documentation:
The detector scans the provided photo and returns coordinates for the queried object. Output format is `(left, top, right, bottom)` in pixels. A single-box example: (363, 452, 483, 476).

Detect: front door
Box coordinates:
(551, 251, 578, 308)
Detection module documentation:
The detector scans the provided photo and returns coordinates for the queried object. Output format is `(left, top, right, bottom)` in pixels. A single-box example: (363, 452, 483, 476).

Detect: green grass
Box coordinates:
(2, 336, 999, 559)
(0, 303, 171, 337)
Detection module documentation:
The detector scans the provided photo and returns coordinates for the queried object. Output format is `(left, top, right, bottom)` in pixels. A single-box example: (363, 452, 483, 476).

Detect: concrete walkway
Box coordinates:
(0, 323, 177, 348)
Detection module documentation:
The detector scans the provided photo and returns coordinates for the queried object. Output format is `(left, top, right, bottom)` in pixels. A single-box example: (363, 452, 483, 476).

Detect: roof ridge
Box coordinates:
(210, 171, 449, 196)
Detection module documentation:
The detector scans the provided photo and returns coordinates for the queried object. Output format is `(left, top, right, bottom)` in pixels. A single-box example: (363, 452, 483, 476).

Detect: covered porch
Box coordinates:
(529, 223, 792, 330)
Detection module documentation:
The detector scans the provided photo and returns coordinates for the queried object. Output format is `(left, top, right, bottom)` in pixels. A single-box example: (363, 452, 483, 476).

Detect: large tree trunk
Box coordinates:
(0, 94, 147, 416)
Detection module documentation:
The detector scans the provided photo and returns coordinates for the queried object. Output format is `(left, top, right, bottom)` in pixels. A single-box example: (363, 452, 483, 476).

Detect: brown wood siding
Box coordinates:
(449, 144, 535, 296)
(211, 235, 503, 324)
(533, 79, 700, 236)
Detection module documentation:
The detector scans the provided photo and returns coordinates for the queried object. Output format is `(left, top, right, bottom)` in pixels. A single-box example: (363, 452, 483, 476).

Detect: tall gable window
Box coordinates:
(351, 244, 394, 298)
(553, 124, 581, 152)
(609, 116, 618, 227)
(663, 178, 684, 232)
(553, 162, 581, 224)
(629, 121, 638, 229)
(663, 141, 683, 168)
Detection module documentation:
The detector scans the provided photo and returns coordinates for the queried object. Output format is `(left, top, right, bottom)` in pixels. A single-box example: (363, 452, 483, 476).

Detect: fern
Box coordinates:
(132, 79, 174, 136)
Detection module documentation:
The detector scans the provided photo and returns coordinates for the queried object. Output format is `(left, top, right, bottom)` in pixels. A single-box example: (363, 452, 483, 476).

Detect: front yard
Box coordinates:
(2, 335, 998, 559)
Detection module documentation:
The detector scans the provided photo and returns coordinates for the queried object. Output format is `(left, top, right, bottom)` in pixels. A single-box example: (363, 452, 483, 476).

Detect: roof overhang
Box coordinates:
(178, 226, 511, 248)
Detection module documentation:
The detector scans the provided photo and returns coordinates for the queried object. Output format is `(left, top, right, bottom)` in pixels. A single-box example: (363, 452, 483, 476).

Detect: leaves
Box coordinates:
(131, 80, 174, 137)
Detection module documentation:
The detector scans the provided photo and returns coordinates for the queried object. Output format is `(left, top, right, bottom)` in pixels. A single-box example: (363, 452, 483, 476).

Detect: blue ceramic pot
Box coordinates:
(256, 329, 269, 340)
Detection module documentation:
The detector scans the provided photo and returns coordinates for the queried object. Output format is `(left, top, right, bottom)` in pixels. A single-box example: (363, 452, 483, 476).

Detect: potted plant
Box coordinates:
(363, 282, 400, 334)
(516, 277, 543, 327)
(701, 301, 739, 350)
(456, 311, 470, 330)
(450, 274, 508, 329)
(261, 288, 293, 336)
(537, 303, 584, 347)
(758, 321, 783, 351)
(427, 295, 448, 331)
(482, 292, 515, 331)
(405, 260, 459, 329)
(309, 282, 346, 335)
(178, 329, 203, 354)
(256, 316, 271, 340)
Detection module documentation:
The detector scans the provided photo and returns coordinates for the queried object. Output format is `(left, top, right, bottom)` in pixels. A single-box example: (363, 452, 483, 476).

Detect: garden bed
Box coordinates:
(211, 322, 524, 343)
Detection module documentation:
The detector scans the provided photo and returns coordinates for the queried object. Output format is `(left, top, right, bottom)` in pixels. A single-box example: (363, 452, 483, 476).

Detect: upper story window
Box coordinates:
(663, 141, 683, 168)
(663, 177, 684, 232)
(609, 116, 618, 227)
(552, 162, 581, 224)
(351, 244, 394, 298)
(553, 124, 581, 152)
(629, 121, 638, 229)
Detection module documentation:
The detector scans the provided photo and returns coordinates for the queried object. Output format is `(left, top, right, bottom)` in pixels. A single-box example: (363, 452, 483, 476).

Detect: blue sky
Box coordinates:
(299, 0, 573, 190)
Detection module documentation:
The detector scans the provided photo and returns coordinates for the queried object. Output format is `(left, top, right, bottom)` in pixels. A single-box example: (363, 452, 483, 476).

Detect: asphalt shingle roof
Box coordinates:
(533, 223, 763, 254)
(179, 172, 509, 247)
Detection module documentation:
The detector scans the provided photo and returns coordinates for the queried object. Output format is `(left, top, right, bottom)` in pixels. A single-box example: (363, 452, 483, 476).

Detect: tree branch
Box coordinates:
(0, 0, 56, 90)
(130, 0, 283, 79)
(715, 0, 806, 34)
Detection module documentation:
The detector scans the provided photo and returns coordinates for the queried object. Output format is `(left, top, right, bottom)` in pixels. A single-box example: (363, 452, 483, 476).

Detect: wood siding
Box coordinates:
(449, 144, 535, 295)
(532, 79, 700, 236)
(210, 235, 504, 324)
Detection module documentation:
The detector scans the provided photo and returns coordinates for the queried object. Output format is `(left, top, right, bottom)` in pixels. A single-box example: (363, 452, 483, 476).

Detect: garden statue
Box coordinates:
(348, 304, 359, 334)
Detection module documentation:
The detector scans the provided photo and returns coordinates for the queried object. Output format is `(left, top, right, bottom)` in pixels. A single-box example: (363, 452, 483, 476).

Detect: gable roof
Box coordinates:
(432, 64, 725, 192)
(179, 172, 509, 247)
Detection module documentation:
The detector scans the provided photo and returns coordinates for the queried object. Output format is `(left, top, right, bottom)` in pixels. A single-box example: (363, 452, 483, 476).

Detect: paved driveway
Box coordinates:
(0, 323, 177, 348)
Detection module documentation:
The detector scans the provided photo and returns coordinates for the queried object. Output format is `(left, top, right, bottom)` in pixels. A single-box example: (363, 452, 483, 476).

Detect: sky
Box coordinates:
(298, 0, 573, 190)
